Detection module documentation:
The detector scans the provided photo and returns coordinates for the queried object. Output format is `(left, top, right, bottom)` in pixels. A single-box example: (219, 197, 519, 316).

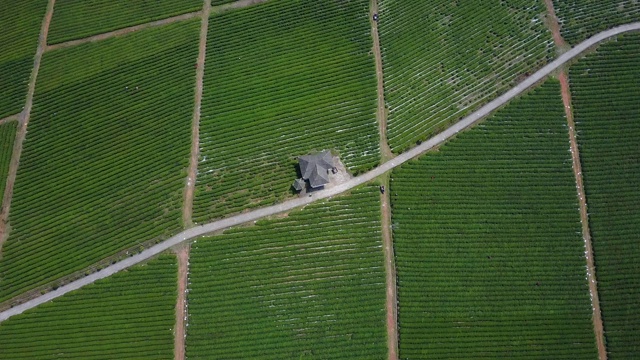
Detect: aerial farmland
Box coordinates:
(0, 0, 638, 359)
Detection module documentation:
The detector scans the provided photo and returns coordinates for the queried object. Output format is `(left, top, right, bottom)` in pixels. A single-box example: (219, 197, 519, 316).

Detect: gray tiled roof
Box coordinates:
(299, 151, 334, 188)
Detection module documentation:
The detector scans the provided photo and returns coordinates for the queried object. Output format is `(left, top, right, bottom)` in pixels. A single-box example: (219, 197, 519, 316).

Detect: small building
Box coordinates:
(292, 178, 306, 191)
(298, 151, 334, 189)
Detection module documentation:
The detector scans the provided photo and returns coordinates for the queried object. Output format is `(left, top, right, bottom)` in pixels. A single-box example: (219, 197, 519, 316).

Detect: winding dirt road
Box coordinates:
(1, 22, 640, 324)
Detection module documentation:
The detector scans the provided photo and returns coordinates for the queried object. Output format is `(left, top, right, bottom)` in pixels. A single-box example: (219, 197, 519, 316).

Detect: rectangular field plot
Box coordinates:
(553, 0, 640, 45)
(187, 186, 386, 359)
(378, 0, 554, 153)
(0, 22, 198, 302)
(389, 81, 597, 358)
(193, 0, 379, 223)
(0, 0, 47, 118)
(47, 0, 203, 44)
(570, 34, 640, 358)
(0, 255, 176, 359)
(0, 122, 17, 208)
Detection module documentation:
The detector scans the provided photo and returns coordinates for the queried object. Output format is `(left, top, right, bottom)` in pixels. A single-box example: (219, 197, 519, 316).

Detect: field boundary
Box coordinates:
(0, 0, 55, 255)
(44, 0, 271, 53)
(543, 4, 607, 359)
(183, 0, 211, 228)
(0, 114, 19, 126)
(379, 178, 398, 360)
(1, 22, 640, 323)
(174, 245, 190, 360)
(370, 0, 393, 161)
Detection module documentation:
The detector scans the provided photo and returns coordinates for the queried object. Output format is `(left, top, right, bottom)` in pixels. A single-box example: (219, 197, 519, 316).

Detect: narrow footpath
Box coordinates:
(2, 22, 640, 324)
(544, 2, 607, 359)
(0, 114, 19, 126)
(0, 0, 55, 253)
(370, 0, 393, 161)
(183, 0, 211, 228)
(174, 245, 190, 360)
(380, 179, 398, 360)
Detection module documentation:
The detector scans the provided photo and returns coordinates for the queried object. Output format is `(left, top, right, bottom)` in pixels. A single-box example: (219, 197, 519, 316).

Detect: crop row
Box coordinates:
(378, 0, 554, 153)
(553, 0, 640, 45)
(389, 81, 597, 358)
(0, 0, 47, 118)
(193, 0, 379, 223)
(187, 186, 386, 359)
(0, 22, 199, 302)
(47, 0, 202, 44)
(569, 34, 640, 358)
(0, 122, 17, 207)
(0, 255, 176, 359)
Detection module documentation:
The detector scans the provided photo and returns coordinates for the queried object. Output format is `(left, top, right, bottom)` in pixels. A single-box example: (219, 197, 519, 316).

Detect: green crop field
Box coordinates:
(378, 0, 554, 153)
(389, 81, 597, 358)
(192, 0, 379, 223)
(0, 22, 198, 302)
(47, 0, 202, 44)
(0, 255, 176, 359)
(187, 186, 386, 359)
(570, 34, 640, 358)
(0, 0, 47, 118)
(0, 121, 16, 206)
(553, 0, 640, 45)
(0, 122, 17, 208)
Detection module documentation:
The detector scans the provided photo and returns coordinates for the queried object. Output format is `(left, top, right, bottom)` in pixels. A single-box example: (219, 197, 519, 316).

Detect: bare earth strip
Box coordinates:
(174, 245, 190, 360)
(559, 71, 607, 360)
(380, 185, 398, 360)
(183, 0, 211, 228)
(0, 114, 19, 126)
(0, 0, 55, 254)
(1, 22, 640, 323)
(210, 0, 270, 15)
(543, 3, 607, 359)
(370, 0, 393, 162)
(45, 11, 202, 52)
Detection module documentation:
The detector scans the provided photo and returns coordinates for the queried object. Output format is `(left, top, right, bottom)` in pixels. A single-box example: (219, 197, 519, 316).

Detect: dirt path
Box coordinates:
(559, 72, 607, 360)
(174, 245, 190, 360)
(379, 178, 398, 360)
(210, 0, 270, 15)
(0, 0, 55, 254)
(45, 11, 201, 52)
(0, 114, 19, 126)
(3, 22, 640, 323)
(544, 3, 607, 359)
(183, 0, 211, 228)
(370, 0, 393, 161)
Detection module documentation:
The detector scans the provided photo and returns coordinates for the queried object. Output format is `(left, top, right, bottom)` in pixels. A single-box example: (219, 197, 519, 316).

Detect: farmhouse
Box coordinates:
(293, 150, 335, 190)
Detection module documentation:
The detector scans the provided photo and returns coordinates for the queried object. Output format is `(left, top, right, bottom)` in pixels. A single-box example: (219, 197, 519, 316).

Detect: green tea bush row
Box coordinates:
(187, 186, 386, 359)
(0, 22, 199, 302)
(570, 34, 640, 358)
(0, 122, 17, 207)
(0, 255, 176, 359)
(378, 0, 554, 153)
(193, 0, 379, 223)
(389, 81, 597, 358)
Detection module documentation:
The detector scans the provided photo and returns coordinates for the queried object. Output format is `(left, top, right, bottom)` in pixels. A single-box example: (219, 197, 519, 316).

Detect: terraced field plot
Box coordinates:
(0, 22, 199, 302)
(0, 0, 47, 118)
(570, 34, 640, 358)
(390, 81, 597, 358)
(187, 186, 386, 359)
(47, 0, 202, 44)
(0, 255, 176, 359)
(0, 122, 17, 208)
(193, 0, 379, 223)
(553, 0, 640, 45)
(378, 0, 554, 153)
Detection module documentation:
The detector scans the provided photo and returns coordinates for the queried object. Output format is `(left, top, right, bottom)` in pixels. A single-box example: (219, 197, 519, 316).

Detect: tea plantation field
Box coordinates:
(0, 122, 17, 208)
(570, 34, 640, 358)
(553, 0, 640, 45)
(0, 0, 47, 118)
(0, 22, 198, 302)
(378, 0, 554, 153)
(193, 0, 379, 223)
(187, 186, 386, 359)
(0, 255, 176, 359)
(47, 0, 203, 44)
(389, 81, 597, 358)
